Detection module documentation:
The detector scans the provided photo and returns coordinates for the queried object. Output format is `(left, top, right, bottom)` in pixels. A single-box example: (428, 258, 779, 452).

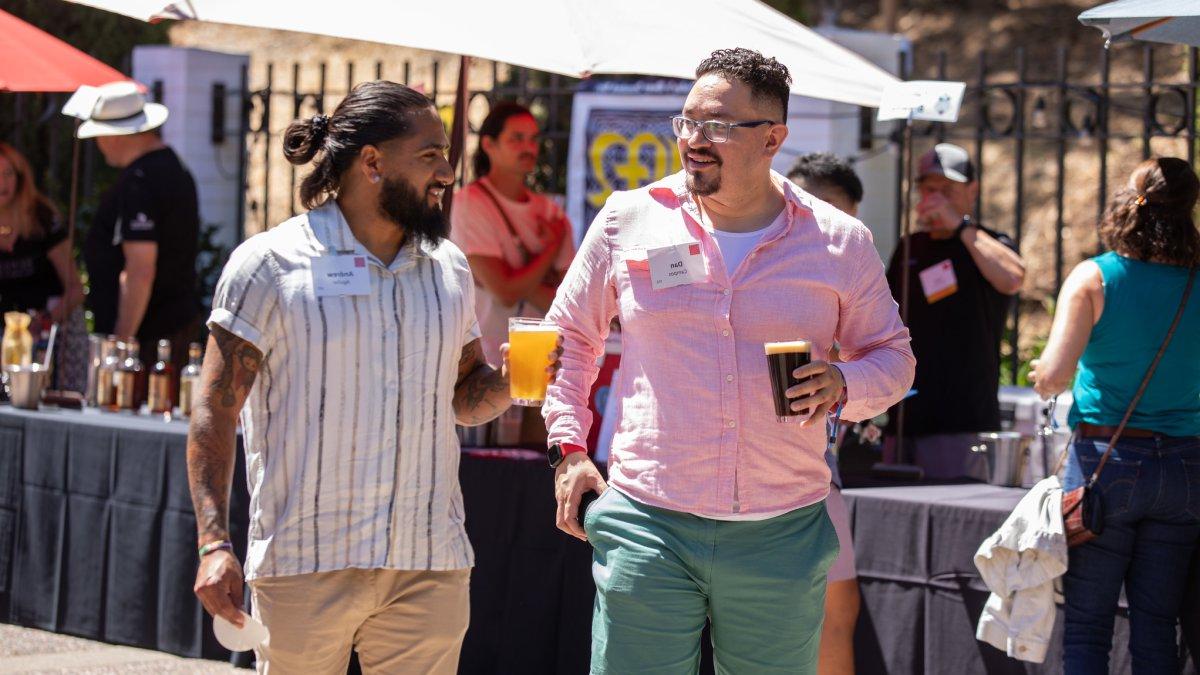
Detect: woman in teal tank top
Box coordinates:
(1031, 157, 1200, 673)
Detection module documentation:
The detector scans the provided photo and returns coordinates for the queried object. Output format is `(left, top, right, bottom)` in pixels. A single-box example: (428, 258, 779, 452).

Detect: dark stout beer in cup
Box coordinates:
(765, 340, 812, 422)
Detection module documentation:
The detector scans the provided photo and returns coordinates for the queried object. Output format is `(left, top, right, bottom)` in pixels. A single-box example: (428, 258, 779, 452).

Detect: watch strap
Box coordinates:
(955, 215, 973, 239)
(548, 442, 587, 468)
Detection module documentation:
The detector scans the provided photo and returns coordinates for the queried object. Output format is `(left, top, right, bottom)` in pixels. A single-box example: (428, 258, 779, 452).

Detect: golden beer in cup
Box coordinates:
(508, 318, 559, 406)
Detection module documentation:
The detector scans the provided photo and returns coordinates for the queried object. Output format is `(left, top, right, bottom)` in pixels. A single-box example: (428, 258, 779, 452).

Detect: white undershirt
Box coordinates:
(709, 209, 785, 277)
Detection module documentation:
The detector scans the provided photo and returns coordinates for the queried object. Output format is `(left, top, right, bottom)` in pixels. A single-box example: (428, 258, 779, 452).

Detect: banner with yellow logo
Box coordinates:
(566, 88, 688, 243)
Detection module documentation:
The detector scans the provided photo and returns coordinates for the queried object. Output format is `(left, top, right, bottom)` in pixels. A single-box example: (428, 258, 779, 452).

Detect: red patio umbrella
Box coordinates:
(0, 8, 130, 92)
(0, 8, 136, 280)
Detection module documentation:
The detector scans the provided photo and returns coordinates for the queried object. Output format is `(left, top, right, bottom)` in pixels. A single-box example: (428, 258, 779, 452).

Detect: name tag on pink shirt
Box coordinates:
(647, 242, 705, 290)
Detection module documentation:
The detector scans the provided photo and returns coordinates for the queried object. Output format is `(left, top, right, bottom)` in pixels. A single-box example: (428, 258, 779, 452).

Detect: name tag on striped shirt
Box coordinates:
(312, 255, 370, 297)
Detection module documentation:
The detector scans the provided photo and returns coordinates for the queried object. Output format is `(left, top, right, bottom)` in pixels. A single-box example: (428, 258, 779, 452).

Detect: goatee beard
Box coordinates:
(686, 170, 720, 196)
(378, 175, 449, 249)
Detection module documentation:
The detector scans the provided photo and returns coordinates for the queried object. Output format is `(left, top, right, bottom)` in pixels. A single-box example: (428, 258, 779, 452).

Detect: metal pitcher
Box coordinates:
(4, 323, 57, 410)
(4, 363, 49, 410)
(971, 431, 1032, 487)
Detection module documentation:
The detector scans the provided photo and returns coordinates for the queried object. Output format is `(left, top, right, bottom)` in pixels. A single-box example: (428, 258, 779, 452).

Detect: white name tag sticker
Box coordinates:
(312, 255, 371, 297)
(647, 242, 705, 290)
(918, 259, 958, 304)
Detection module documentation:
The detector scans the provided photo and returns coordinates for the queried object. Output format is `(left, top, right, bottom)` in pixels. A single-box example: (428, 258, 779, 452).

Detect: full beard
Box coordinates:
(378, 176, 449, 249)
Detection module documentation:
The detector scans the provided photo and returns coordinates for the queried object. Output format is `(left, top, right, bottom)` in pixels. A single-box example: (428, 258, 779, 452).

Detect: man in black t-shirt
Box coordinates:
(884, 144, 1025, 478)
(71, 82, 200, 372)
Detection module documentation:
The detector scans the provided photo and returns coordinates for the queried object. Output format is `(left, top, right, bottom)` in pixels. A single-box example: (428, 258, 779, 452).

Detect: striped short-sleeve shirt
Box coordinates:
(209, 202, 480, 581)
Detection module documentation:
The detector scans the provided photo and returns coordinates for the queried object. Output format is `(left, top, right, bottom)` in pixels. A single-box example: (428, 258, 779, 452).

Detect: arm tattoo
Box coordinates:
(456, 339, 478, 384)
(187, 326, 261, 543)
(188, 414, 233, 543)
(460, 366, 509, 409)
(212, 326, 262, 408)
(453, 338, 511, 425)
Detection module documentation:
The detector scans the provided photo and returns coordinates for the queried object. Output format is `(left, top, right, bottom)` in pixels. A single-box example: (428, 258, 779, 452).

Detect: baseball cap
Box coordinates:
(918, 143, 975, 183)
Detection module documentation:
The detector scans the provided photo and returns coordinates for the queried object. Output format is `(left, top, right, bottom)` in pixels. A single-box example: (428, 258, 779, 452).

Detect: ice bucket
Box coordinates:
(971, 431, 1031, 487)
(4, 363, 49, 410)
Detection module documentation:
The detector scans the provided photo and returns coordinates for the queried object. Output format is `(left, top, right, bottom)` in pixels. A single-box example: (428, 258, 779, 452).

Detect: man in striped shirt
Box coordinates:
(186, 82, 559, 674)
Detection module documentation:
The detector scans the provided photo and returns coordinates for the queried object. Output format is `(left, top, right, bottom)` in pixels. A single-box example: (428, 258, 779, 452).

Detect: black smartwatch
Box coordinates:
(954, 215, 974, 240)
(547, 443, 567, 469)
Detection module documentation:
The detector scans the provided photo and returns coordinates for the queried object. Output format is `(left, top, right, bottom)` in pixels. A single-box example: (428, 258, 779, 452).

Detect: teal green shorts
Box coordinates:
(583, 488, 838, 674)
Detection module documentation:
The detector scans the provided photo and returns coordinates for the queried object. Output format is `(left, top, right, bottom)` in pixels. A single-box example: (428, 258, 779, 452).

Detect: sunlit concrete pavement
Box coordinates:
(0, 624, 245, 674)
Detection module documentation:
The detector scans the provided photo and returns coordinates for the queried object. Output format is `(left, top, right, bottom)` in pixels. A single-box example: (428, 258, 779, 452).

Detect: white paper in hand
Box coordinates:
(213, 611, 269, 652)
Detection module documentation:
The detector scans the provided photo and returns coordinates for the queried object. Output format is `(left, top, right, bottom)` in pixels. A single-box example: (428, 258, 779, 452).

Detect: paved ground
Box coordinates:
(0, 625, 245, 674)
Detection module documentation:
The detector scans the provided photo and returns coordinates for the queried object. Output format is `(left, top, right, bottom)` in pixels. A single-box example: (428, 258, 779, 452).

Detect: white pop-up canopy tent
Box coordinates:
(65, 0, 949, 472)
(1079, 0, 1200, 48)
(64, 0, 899, 108)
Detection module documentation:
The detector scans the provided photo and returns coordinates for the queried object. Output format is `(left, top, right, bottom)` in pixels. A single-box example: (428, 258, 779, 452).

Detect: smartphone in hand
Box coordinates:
(577, 490, 601, 524)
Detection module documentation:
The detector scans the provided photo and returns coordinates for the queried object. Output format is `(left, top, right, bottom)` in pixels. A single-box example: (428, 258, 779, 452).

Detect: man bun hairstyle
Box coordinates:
(283, 80, 434, 210)
(696, 48, 792, 121)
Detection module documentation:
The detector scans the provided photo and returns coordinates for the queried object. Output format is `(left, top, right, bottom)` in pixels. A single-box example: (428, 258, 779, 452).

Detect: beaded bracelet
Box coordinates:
(198, 540, 233, 557)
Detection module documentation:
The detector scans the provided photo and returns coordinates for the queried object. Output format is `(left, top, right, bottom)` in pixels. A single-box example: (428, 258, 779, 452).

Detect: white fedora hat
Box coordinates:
(65, 81, 168, 139)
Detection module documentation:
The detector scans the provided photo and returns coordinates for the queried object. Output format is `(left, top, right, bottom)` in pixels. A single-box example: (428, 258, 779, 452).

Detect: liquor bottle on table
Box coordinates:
(1, 311, 33, 369)
(97, 337, 121, 411)
(179, 342, 202, 417)
(148, 339, 173, 415)
(115, 338, 144, 412)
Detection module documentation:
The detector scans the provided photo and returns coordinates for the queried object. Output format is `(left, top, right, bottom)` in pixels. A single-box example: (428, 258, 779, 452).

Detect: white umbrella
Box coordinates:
(63, 0, 898, 108)
(1079, 0, 1200, 48)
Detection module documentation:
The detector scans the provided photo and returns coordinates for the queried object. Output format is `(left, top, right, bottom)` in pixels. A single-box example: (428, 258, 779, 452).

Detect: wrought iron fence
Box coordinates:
(239, 57, 577, 237)
(6, 41, 1199, 385)
(898, 43, 1200, 382)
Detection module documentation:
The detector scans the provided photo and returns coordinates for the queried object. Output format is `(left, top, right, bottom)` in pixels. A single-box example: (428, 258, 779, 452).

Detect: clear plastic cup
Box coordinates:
(508, 318, 559, 407)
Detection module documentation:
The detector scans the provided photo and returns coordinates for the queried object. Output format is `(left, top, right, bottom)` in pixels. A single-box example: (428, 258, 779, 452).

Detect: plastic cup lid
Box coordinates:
(213, 611, 270, 652)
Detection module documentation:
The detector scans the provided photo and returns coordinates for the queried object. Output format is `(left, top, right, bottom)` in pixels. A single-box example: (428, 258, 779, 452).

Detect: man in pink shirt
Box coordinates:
(542, 49, 915, 673)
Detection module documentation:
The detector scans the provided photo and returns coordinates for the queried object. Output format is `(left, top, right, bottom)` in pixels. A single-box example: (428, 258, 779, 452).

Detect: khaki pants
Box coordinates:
(249, 568, 470, 675)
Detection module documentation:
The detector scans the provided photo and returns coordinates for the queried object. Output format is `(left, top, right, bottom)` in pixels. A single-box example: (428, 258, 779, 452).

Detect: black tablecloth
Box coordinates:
(844, 484, 1198, 675)
(0, 407, 251, 662)
(458, 453, 594, 674)
(5, 406, 1196, 674)
(0, 407, 594, 673)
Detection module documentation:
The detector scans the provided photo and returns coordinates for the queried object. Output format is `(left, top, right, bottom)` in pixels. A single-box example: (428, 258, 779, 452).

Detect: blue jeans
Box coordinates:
(1062, 435, 1200, 674)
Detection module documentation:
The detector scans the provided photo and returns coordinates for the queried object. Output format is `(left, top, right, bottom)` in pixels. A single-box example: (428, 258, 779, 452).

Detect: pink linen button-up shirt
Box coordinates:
(544, 171, 915, 518)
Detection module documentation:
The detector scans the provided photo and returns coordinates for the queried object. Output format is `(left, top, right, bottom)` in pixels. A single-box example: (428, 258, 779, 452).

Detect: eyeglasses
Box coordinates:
(670, 115, 777, 143)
